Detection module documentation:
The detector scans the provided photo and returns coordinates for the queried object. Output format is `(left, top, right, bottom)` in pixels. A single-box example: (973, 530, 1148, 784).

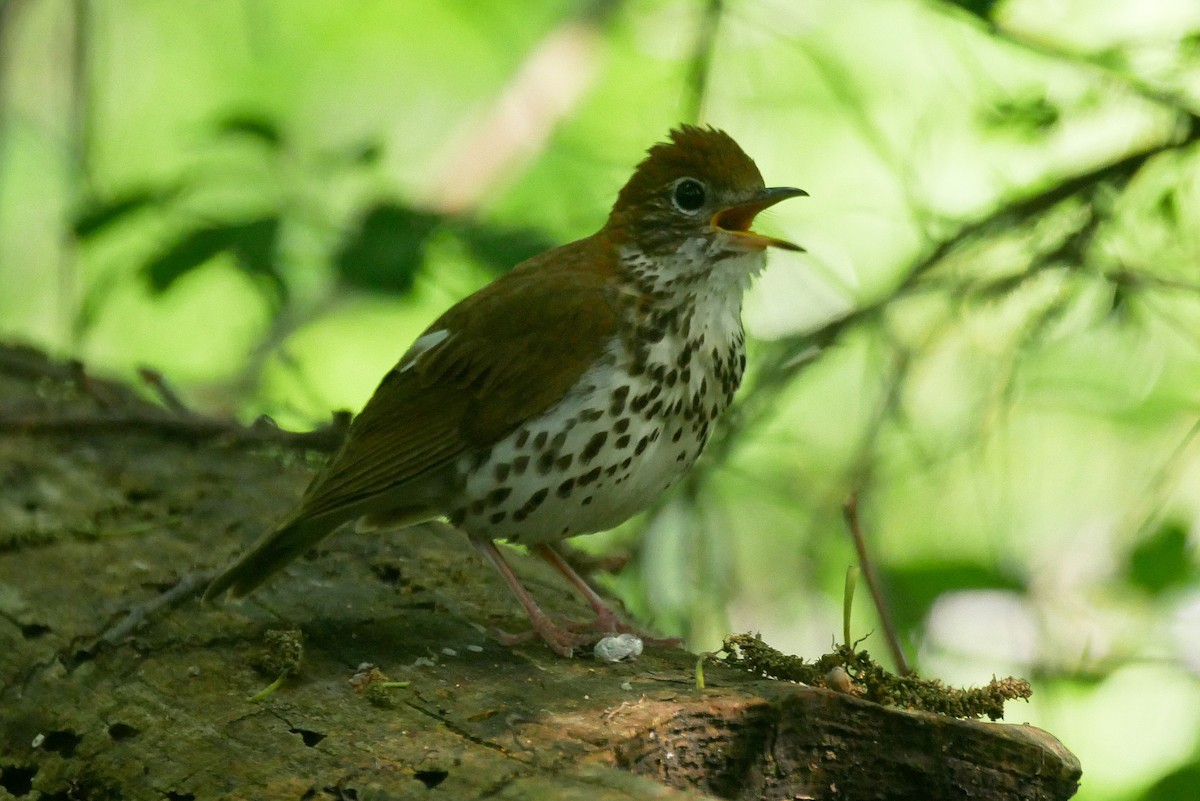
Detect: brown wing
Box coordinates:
(293, 235, 626, 522)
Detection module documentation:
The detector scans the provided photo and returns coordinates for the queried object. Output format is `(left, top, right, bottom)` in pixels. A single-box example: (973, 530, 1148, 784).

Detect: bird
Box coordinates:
(203, 125, 805, 656)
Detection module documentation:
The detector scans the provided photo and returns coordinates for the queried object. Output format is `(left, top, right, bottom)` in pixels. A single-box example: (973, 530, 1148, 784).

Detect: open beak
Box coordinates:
(711, 186, 807, 251)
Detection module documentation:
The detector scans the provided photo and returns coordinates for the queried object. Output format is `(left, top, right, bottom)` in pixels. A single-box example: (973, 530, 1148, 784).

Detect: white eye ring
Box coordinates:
(670, 177, 707, 214)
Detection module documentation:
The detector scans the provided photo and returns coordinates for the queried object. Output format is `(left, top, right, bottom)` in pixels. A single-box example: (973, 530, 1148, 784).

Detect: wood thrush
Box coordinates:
(204, 126, 805, 656)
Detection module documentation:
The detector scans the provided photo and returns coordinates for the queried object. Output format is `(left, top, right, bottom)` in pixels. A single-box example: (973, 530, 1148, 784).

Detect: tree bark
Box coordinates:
(0, 344, 1080, 800)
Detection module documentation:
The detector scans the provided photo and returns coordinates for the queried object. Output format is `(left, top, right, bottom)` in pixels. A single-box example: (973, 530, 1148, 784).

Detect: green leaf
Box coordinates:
(73, 188, 177, 238)
(453, 221, 556, 275)
(216, 114, 284, 148)
(334, 203, 441, 295)
(949, 0, 1003, 21)
(983, 96, 1061, 135)
(144, 217, 282, 301)
(1137, 761, 1200, 801)
(1127, 521, 1195, 597)
(884, 562, 1025, 636)
(230, 217, 286, 305)
(346, 141, 383, 166)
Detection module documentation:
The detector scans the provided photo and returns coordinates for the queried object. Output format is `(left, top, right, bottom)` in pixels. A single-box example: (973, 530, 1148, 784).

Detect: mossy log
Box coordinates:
(0, 344, 1081, 800)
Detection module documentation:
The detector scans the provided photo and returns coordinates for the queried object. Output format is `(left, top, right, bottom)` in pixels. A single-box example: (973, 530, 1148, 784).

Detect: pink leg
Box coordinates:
(535, 544, 682, 648)
(533, 544, 622, 629)
(471, 539, 581, 657)
(473, 539, 682, 655)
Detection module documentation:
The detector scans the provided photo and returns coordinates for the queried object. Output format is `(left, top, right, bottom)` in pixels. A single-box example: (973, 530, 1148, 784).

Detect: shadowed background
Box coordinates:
(2, 1, 1199, 798)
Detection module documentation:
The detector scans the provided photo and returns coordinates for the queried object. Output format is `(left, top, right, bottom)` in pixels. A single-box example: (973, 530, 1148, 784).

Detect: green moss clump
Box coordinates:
(722, 633, 1031, 721)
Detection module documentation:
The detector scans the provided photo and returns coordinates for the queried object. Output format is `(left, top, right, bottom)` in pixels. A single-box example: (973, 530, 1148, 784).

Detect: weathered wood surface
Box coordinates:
(0, 344, 1081, 800)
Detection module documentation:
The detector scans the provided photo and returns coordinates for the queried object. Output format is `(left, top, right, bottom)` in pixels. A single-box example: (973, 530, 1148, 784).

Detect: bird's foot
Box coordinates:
(489, 610, 682, 657)
(472, 539, 681, 657)
(560, 610, 683, 649)
(488, 621, 587, 658)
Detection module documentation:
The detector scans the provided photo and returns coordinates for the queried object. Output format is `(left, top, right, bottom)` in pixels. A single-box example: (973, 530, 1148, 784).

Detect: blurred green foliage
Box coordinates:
(3, 1, 1200, 798)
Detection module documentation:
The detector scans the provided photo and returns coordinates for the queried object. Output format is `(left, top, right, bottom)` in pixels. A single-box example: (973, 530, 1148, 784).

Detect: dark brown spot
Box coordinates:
(526, 488, 548, 512)
(582, 495, 593, 506)
(627, 354, 647, 378)
(551, 431, 567, 450)
(537, 451, 556, 475)
(605, 464, 618, 477)
(513, 455, 530, 474)
(470, 447, 493, 470)
(579, 408, 604, 423)
(610, 385, 630, 415)
(515, 429, 530, 448)
(494, 463, 511, 482)
(490, 511, 507, 524)
(488, 487, 512, 505)
(533, 431, 548, 450)
(615, 434, 631, 449)
(665, 369, 678, 386)
(581, 431, 607, 463)
(556, 454, 574, 471)
(672, 427, 683, 442)
(578, 467, 602, 486)
(614, 417, 630, 434)
(557, 478, 575, 498)
(641, 321, 667, 343)
(634, 435, 651, 456)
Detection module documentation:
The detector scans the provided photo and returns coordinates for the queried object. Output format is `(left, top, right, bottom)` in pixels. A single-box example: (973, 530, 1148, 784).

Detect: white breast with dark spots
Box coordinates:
(451, 252, 756, 545)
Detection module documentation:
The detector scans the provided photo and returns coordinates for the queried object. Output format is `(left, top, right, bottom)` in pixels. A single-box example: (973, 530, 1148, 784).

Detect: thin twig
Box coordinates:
(927, 0, 1200, 124)
(0, 344, 142, 406)
(137, 366, 190, 414)
(842, 494, 909, 675)
(682, 0, 723, 124)
(0, 410, 350, 452)
(96, 569, 216, 647)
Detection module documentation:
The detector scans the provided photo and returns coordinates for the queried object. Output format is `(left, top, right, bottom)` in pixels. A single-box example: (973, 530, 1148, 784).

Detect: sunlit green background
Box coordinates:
(4, 0, 1200, 797)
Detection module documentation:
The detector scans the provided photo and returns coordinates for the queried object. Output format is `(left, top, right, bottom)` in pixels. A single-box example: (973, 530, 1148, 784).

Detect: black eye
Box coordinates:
(671, 178, 706, 213)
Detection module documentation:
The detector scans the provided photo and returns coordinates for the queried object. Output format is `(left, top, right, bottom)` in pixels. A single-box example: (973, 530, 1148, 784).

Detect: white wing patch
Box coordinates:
(398, 329, 451, 373)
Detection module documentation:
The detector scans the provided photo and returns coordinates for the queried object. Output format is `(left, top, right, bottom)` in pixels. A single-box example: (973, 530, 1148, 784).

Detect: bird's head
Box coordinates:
(605, 125, 805, 262)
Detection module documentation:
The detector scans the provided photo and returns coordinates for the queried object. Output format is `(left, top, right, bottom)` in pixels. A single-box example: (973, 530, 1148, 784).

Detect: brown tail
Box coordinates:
(203, 514, 342, 602)
(203, 504, 438, 602)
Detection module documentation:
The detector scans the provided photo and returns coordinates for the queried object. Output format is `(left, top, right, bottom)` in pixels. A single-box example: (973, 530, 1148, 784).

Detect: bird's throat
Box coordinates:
(618, 242, 767, 300)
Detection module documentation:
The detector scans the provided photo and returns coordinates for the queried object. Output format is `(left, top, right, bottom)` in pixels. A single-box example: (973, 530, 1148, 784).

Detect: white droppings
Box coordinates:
(594, 633, 644, 662)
